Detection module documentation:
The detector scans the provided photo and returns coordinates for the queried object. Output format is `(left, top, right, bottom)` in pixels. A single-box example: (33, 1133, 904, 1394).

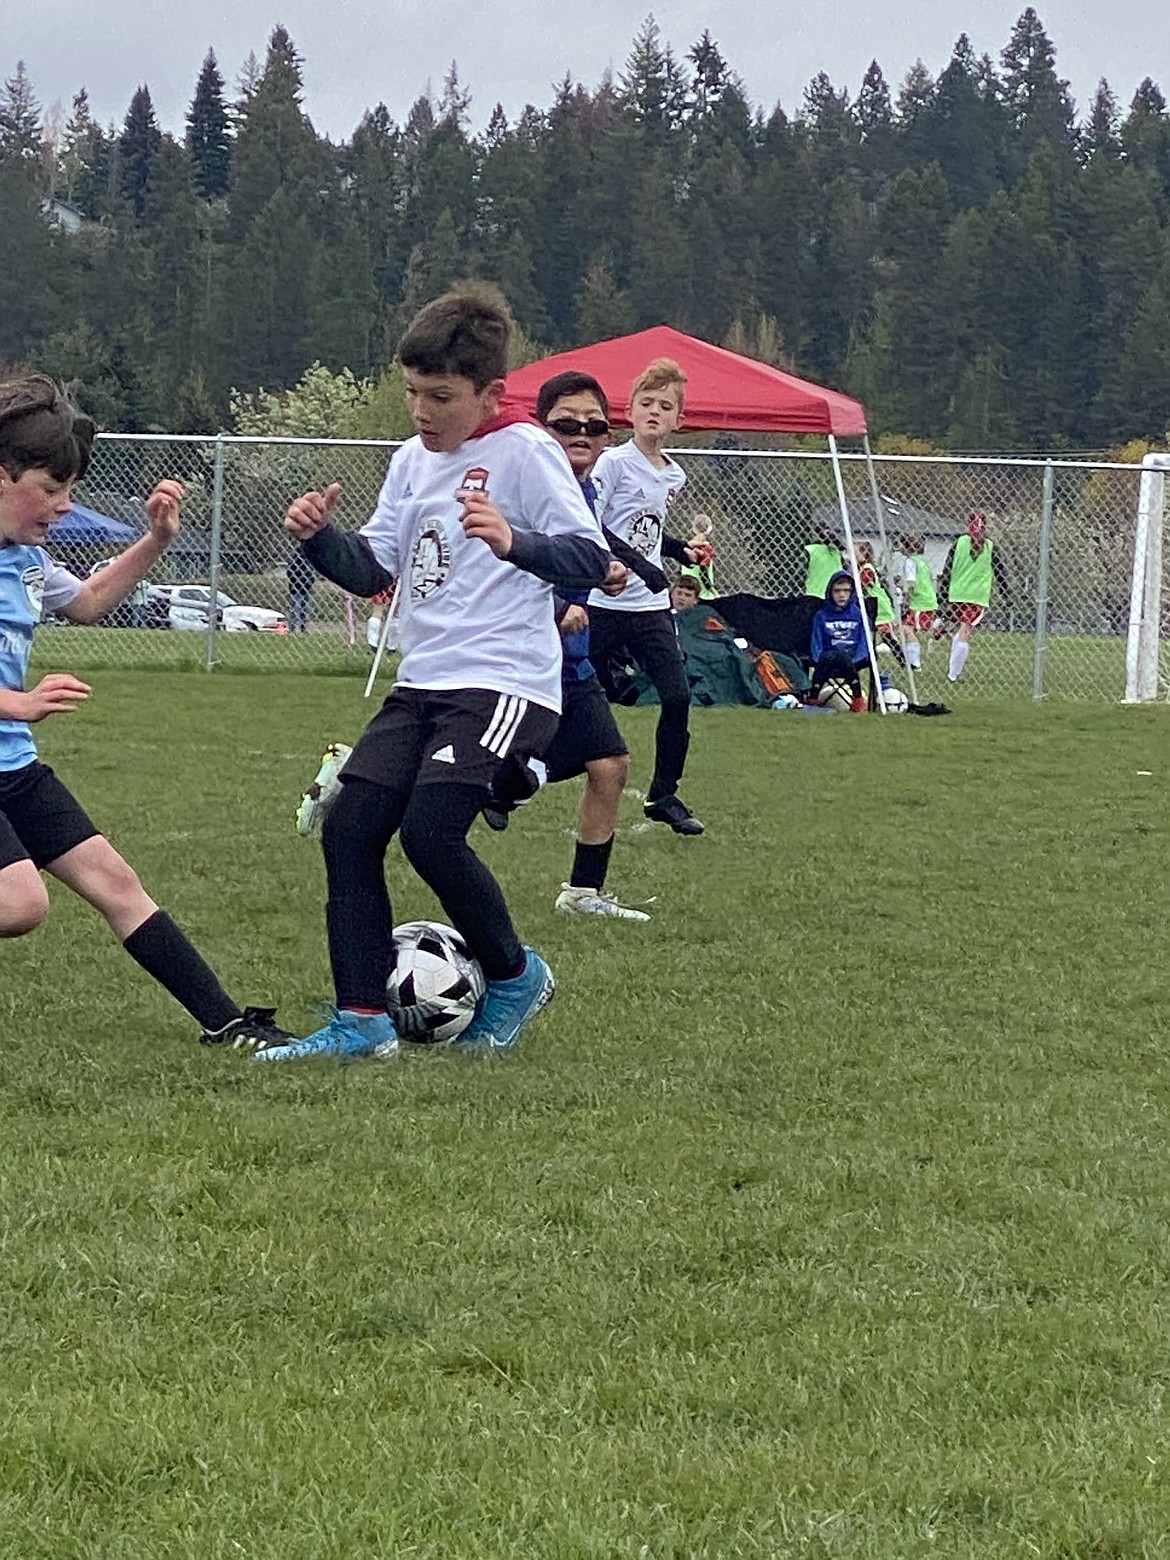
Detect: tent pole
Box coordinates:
(862, 434, 919, 706)
(829, 434, 886, 712)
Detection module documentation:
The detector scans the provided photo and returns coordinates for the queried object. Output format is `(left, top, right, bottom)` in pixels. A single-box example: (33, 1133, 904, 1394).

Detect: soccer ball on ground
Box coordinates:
(387, 920, 486, 1043)
(883, 688, 909, 713)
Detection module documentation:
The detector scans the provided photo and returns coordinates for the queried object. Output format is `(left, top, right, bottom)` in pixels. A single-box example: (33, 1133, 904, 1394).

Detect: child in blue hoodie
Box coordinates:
(808, 571, 868, 712)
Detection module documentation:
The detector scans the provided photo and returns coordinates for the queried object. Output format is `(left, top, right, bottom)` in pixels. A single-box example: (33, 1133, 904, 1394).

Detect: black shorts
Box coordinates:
(543, 675, 628, 784)
(343, 686, 559, 795)
(0, 762, 100, 871)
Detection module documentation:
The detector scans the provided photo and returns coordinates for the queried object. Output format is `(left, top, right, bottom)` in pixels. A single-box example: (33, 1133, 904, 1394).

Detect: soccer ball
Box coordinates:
(387, 920, 486, 1043)
(883, 688, 909, 713)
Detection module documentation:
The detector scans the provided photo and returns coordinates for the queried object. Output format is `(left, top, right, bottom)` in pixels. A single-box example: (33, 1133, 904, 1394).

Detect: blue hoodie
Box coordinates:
(810, 570, 867, 665)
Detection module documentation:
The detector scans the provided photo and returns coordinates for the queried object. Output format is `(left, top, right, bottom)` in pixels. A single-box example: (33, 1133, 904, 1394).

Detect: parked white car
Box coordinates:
(147, 585, 287, 633)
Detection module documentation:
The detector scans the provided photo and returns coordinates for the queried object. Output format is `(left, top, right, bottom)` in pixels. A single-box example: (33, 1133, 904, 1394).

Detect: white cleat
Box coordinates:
(554, 884, 651, 923)
(295, 742, 353, 836)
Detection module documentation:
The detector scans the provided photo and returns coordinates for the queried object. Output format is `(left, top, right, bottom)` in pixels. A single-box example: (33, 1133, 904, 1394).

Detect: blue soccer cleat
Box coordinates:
(452, 947, 555, 1053)
(253, 1008, 398, 1062)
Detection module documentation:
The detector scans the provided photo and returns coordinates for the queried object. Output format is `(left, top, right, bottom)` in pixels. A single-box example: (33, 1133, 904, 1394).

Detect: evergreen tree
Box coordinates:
(0, 61, 41, 161)
(439, 62, 472, 131)
(1097, 262, 1170, 440)
(618, 16, 687, 166)
(574, 257, 635, 342)
(895, 61, 936, 127)
(1121, 79, 1170, 198)
(141, 136, 202, 393)
(1000, 8, 1075, 159)
(855, 163, 954, 434)
(229, 26, 320, 239)
(118, 85, 162, 217)
(854, 62, 896, 200)
(1083, 80, 1121, 162)
(909, 37, 1012, 209)
(0, 154, 57, 358)
(345, 104, 407, 362)
(175, 368, 222, 432)
(186, 49, 232, 199)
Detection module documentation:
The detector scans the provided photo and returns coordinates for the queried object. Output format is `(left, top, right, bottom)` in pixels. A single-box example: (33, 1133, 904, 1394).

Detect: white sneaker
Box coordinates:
(295, 742, 353, 836)
(554, 884, 651, 923)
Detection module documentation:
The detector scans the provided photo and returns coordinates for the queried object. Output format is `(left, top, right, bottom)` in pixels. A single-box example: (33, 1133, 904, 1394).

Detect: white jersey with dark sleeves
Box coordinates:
(587, 440, 686, 614)
(0, 543, 85, 771)
(358, 421, 607, 714)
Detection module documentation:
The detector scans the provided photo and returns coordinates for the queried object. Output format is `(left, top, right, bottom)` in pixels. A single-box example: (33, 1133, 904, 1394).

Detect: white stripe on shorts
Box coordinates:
(480, 694, 528, 758)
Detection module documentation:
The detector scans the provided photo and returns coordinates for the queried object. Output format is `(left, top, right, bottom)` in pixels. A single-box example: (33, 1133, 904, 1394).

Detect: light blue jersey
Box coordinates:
(0, 542, 83, 771)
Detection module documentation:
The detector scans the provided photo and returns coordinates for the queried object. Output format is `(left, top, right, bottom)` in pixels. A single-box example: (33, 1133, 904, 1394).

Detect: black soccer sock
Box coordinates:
(321, 778, 408, 1010)
(399, 783, 524, 982)
(122, 910, 240, 1032)
(570, 835, 614, 892)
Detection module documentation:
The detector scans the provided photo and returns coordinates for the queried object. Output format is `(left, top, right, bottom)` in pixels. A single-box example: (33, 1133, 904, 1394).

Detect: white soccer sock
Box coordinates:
(949, 639, 969, 680)
(906, 643, 921, 668)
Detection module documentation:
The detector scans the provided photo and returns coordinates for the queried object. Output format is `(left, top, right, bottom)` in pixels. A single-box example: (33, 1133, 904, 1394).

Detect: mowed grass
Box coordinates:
(3, 671, 1170, 1558)
(33, 616, 1170, 705)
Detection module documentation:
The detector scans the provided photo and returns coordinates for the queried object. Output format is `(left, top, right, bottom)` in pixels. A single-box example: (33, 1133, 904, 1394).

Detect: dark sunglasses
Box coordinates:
(546, 416, 610, 438)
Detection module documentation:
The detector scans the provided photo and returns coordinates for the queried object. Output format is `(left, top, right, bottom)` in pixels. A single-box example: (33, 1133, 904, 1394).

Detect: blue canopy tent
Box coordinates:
(50, 504, 139, 546)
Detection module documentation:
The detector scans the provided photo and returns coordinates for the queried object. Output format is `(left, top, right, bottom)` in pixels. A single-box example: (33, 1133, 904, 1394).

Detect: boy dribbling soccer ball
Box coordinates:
(258, 286, 613, 1062)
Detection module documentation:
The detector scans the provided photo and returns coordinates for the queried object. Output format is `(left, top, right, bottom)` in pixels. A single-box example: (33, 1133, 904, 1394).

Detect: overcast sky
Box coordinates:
(8, 0, 1169, 141)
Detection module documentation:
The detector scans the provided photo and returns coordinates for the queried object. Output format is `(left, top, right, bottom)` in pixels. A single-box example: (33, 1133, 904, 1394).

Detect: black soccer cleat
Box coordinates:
(643, 795, 705, 836)
(200, 1005, 294, 1052)
(481, 801, 512, 832)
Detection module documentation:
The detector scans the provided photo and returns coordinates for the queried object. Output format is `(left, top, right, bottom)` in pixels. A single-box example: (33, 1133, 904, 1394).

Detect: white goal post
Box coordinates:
(1124, 454, 1170, 703)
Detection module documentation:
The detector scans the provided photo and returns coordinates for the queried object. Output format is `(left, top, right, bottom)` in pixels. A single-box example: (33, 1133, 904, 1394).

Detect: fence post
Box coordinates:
(205, 435, 225, 673)
(1032, 462, 1054, 702)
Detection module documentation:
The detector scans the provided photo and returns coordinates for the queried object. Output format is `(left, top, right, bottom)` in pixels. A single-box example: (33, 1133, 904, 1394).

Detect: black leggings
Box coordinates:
(810, 652, 863, 700)
(588, 607, 691, 802)
(321, 778, 524, 1007)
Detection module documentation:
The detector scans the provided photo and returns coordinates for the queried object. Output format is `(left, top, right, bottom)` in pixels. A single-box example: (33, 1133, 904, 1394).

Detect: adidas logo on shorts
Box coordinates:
(431, 744, 456, 764)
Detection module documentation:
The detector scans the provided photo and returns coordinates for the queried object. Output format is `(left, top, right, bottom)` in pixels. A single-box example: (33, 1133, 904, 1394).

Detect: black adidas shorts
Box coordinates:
(343, 686, 559, 794)
(0, 761, 100, 871)
(543, 675, 628, 784)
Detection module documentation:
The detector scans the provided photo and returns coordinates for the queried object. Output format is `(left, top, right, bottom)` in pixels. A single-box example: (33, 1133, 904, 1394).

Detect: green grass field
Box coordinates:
(32, 615, 1170, 705)
(4, 674, 1170, 1557)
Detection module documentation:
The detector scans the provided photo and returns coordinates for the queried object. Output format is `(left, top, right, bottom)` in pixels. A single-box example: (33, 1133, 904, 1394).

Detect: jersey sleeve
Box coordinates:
(357, 453, 406, 576)
(588, 447, 621, 522)
(39, 552, 86, 614)
(518, 435, 608, 545)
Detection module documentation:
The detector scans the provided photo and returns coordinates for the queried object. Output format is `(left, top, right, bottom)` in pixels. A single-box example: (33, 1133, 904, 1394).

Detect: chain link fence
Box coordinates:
(33, 435, 1163, 702)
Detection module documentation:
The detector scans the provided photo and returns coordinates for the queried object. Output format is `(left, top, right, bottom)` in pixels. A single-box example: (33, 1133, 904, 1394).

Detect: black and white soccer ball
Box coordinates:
(387, 920, 486, 1043)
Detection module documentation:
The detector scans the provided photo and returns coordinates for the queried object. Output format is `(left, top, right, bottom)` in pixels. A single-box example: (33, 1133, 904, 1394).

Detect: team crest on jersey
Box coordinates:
(21, 565, 45, 619)
(410, 523, 451, 600)
(627, 510, 663, 557)
(460, 466, 489, 493)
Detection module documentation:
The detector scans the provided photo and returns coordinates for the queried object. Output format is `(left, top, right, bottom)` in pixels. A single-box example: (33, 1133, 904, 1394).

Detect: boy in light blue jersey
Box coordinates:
(0, 375, 290, 1049)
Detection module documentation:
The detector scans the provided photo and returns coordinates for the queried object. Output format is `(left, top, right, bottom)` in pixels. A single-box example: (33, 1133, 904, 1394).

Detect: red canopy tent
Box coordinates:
(499, 324, 867, 436)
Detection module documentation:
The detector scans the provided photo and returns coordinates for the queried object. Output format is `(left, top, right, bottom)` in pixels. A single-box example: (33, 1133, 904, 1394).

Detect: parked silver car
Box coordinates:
(147, 585, 287, 633)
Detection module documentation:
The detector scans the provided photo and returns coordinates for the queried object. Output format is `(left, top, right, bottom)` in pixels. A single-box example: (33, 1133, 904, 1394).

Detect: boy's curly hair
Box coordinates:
(0, 374, 96, 482)
(630, 357, 687, 414)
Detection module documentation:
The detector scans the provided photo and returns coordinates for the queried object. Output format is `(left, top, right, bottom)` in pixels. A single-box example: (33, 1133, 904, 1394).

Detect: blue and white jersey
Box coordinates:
(0, 543, 84, 770)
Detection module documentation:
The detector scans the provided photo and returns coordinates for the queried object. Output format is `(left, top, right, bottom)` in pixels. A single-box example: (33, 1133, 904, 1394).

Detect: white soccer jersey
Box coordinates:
(359, 420, 606, 714)
(587, 440, 686, 613)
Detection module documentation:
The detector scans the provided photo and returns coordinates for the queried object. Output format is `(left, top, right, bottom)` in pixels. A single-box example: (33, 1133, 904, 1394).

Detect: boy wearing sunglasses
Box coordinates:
(483, 370, 664, 921)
